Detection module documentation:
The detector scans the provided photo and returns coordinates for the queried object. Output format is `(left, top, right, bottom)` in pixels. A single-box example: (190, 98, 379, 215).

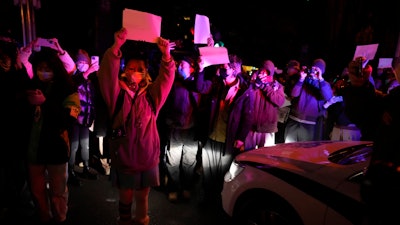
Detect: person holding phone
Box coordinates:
(32, 37, 76, 75)
(68, 49, 100, 186)
(26, 46, 81, 225)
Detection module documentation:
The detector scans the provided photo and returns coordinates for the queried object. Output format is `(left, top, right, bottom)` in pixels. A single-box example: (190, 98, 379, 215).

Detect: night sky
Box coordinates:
(1, 0, 398, 77)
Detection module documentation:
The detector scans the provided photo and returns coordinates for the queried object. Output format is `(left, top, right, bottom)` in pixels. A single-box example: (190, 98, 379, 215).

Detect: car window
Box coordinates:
(328, 143, 373, 165)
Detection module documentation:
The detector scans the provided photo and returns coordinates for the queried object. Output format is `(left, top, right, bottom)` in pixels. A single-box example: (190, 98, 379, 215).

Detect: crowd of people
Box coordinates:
(0, 20, 399, 225)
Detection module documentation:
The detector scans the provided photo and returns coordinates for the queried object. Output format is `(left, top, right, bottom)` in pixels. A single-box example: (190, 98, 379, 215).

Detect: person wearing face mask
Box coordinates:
(98, 27, 175, 225)
(160, 56, 202, 202)
(245, 59, 285, 149)
(25, 47, 81, 225)
(194, 54, 254, 204)
(67, 49, 100, 186)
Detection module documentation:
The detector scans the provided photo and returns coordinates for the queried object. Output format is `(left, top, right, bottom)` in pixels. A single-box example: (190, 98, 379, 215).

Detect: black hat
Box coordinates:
(261, 60, 275, 76)
(312, 58, 326, 74)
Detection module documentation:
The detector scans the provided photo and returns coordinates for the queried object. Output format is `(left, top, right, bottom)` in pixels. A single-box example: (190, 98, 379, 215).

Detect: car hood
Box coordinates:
(235, 140, 372, 174)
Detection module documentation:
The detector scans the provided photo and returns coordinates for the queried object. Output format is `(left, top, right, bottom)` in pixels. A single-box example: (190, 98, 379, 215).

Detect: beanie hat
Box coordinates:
(312, 58, 326, 74)
(181, 55, 194, 67)
(75, 49, 90, 64)
(261, 60, 275, 76)
(287, 60, 300, 71)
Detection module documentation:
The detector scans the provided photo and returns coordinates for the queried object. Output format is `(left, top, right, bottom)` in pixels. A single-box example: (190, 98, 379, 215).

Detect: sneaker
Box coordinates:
(81, 167, 98, 180)
(167, 192, 178, 202)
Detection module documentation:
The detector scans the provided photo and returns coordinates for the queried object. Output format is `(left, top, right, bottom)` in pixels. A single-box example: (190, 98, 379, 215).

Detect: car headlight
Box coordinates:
(224, 160, 245, 182)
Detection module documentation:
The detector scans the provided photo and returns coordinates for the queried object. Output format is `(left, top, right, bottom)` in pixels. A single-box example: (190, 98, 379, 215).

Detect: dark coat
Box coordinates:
(196, 70, 254, 155)
(27, 72, 79, 164)
(163, 74, 201, 130)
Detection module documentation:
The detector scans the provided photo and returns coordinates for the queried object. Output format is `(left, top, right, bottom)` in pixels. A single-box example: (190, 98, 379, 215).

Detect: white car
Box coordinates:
(222, 140, 373, 225)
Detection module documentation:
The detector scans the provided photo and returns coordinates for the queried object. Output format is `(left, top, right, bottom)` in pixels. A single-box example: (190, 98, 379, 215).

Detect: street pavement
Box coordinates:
(67, 172, 231, 225)
(2, 166, 231, 225)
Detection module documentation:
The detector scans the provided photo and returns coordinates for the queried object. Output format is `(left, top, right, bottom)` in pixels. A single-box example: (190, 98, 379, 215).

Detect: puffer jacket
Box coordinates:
(72, 71, 96, 127)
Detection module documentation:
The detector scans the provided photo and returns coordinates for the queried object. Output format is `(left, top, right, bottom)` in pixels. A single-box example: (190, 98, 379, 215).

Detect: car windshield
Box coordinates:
(328, 143, 373, 165)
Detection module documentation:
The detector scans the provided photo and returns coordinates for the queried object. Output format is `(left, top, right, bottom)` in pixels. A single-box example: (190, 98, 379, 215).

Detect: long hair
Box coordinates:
(29, 48, 75, 95)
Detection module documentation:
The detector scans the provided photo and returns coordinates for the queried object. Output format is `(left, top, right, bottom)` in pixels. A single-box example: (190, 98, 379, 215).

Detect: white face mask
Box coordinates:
(77, 63, 89, 73)
(37, 71, 54, 81)
(178, 67, 190, 79)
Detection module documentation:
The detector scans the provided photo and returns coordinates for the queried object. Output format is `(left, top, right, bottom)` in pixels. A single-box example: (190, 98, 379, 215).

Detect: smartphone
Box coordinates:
(91, 56, 99, 65)
(37, 37, 55, 48)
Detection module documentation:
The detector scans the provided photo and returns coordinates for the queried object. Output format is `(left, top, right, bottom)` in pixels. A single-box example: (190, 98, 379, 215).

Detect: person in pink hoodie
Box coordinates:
(97, 27, 175, 225)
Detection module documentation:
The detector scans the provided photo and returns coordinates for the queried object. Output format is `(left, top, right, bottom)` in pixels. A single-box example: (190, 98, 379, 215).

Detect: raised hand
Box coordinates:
(157, 37, 175, 61)
(114, 27, 128, 49)
(207, 35, 214, 47)
(19, 43, 32, 63)
(88, 62, 100, 73)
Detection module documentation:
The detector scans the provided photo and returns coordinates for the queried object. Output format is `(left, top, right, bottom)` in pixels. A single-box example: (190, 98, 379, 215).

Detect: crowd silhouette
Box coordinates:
(0, 5, 399, 225)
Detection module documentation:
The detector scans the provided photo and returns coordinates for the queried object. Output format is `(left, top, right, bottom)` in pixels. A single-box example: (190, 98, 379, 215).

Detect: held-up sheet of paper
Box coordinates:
(353, 43, 379, 61)
(198, 46, 229, 67)
(194, 14, 211, 44)
(122, 8, 161, 43)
